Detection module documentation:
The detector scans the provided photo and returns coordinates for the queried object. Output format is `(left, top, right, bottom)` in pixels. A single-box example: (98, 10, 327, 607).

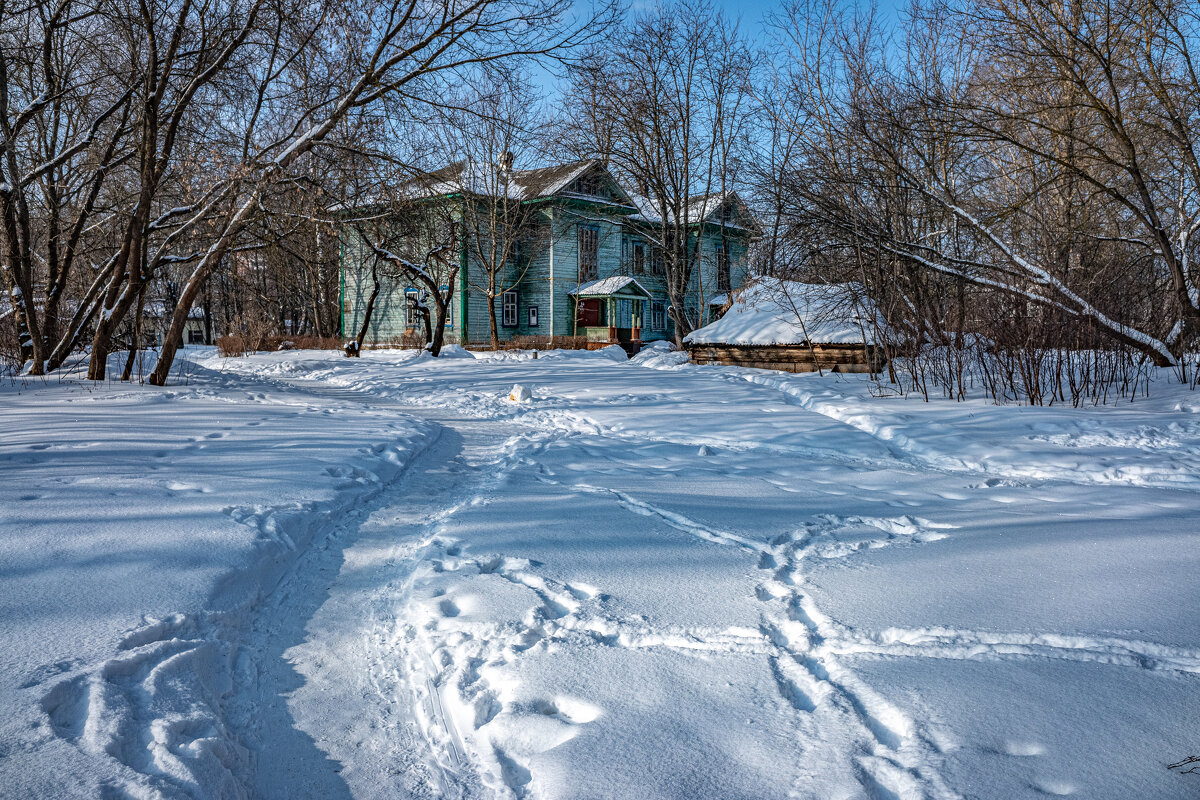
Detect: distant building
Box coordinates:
(144, 301, 210, 347)
(339, 159, 758, 350)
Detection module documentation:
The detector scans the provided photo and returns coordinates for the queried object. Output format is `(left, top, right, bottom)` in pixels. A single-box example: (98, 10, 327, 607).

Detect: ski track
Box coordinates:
(34, 379, 439, 800)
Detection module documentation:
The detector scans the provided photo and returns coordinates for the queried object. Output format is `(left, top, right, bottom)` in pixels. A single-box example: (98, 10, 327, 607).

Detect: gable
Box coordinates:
(556, 163, 638, 209)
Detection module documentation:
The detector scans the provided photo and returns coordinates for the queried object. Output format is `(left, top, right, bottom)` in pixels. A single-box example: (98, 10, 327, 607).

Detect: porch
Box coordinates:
(570, 277, 654, 355)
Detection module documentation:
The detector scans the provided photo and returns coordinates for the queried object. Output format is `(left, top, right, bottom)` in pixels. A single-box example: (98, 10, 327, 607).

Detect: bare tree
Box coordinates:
(147, 0, 610, 384)
(560, 0, 753, 345)
(764, 0, 1199, 382)
(436, 81, 546, 347)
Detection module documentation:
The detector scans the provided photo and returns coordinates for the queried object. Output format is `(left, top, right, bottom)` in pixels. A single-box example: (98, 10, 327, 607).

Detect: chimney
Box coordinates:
(497, 150, 515, 176)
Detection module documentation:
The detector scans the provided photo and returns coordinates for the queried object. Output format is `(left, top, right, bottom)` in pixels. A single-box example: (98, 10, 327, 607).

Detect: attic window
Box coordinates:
(576, 175, 600, 196)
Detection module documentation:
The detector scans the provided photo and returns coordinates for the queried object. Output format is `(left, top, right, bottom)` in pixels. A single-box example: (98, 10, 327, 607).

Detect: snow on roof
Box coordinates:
(145, 300, 205, 320)
(407, 159, 638, 205)
(685, 280, 883, 346)
(628, 191, 757, 233)
(569, 276, 653, 297)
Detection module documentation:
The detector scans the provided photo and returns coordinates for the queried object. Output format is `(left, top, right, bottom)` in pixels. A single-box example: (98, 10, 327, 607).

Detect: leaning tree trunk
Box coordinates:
(426, 272, 456, 357)
(348, 260, 382, 357)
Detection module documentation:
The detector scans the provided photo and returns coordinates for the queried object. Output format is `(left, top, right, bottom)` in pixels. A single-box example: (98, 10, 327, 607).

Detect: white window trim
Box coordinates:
(651, 301, 666, 331)
(440, 284, 453, 327)
(405, 288, 420, 327)
(502, 290, 519, 328)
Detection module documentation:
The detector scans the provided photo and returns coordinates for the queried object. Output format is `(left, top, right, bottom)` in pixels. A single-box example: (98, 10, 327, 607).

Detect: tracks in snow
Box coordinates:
(562, 485, 1200, 799)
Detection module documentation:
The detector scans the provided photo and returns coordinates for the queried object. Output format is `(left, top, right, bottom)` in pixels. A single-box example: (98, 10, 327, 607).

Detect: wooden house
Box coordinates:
(685, 280, 886, 373)
(338, 159, 757, 351)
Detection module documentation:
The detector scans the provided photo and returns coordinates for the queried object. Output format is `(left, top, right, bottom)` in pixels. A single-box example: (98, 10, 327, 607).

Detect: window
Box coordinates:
(527, 305, 539, 327)
(716, 243, 731, 292)
(632, 242, 646, 275)
(405, 288, 420, 327)
(651, 247, 665, 277)
(509, 239, 521, 266)
(440, 285, 453, 327)
(651, 301, 666, 331)
(502, 290, 518, 327)
(578, 225, 599, 281)
(189, 328, 205, 344)
(576, 175, 600, 196)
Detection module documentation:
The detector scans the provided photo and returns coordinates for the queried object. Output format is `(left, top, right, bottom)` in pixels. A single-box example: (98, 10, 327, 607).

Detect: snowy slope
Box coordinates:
(3, 347, 1198, 799)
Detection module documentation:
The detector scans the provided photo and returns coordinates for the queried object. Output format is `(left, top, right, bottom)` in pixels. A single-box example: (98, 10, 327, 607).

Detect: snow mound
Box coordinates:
(538, 345, 628, 362)
(436, 344, 476, 359)
(686, 279, 883, 346)
(630, 340, 690, 368)
(509, 384, 532, 402)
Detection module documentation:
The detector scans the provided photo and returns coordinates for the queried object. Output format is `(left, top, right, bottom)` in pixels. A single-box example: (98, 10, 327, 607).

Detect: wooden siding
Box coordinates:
(340, 199, 754, 348)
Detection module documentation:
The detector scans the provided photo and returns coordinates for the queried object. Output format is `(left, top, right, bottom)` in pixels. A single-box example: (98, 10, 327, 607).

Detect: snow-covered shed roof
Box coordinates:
(685, 280, 883, 346)
(569, 276, 653, 298)
(145, 300, 205, 320)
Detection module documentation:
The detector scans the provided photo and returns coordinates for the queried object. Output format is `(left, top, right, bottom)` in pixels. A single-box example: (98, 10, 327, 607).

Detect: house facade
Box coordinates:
(339, 159, 757, 350)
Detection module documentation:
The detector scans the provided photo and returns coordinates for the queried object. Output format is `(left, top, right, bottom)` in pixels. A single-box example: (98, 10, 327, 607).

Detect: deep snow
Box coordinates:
(1, 346, 1198, 799)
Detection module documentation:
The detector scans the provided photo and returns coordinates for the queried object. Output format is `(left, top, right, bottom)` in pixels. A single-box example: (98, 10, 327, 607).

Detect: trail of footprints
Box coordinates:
(403, 480, 1200, 800)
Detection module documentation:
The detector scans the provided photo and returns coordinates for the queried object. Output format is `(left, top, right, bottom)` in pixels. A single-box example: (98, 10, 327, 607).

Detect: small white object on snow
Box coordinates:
(508, 384, 532, 402)
(698, 444, 713, 456)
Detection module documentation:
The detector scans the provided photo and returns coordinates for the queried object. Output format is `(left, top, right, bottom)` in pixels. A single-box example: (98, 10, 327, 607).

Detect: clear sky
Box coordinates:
(530, 0, 905, 100)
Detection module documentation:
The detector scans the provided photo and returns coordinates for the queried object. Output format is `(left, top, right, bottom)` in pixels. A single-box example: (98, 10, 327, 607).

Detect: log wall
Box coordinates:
(686, 342, 884, 374)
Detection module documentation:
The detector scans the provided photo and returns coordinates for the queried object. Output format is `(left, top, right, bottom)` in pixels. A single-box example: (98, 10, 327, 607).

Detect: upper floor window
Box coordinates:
(650, 247, 665, 277)
(578, 225, 599, 281)
(632, 242, 647, 275)
(716, 243, 731, 292)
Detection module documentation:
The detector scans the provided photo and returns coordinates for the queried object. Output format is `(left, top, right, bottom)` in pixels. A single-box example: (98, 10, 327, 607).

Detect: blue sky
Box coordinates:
(531, 0, 905, 99)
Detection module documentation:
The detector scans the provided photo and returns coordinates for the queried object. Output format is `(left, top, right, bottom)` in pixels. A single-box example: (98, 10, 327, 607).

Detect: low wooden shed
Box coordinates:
(684, 280, 885, 374)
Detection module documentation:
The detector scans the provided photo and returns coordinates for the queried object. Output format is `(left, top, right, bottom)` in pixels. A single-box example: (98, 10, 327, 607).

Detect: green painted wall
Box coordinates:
(339, 198, 753, 347)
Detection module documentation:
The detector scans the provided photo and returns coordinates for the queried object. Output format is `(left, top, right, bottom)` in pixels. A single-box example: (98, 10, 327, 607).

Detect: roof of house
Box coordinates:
(335, 159, 757, 233)
(628, 190, 759, 233)
(569, 276, 654, 298)
(145, 300, 205, 320)
(685, 280, 884, 346)
(405, 159, 637, 208)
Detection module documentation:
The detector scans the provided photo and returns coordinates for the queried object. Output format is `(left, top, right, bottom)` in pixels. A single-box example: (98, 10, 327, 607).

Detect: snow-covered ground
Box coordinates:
(2, 346, 1198, 799)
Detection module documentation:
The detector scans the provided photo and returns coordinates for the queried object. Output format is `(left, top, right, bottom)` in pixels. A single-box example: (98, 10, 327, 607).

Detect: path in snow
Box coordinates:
(246, 355, 1200, 800)
(8, 350, 1199, 799)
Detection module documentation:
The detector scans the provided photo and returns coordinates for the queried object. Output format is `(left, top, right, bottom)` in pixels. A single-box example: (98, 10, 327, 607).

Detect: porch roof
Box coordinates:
(569, 276, 654, 299)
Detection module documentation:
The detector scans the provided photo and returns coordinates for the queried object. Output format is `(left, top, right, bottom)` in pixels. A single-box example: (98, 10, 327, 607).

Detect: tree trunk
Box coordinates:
(121, 286, 148, 381)
(487, 293, 499, 348)
(349, 260, 382, 357)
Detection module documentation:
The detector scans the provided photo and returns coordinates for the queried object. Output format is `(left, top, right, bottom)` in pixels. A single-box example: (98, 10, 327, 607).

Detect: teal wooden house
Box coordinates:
(340, 159, 758, 351)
